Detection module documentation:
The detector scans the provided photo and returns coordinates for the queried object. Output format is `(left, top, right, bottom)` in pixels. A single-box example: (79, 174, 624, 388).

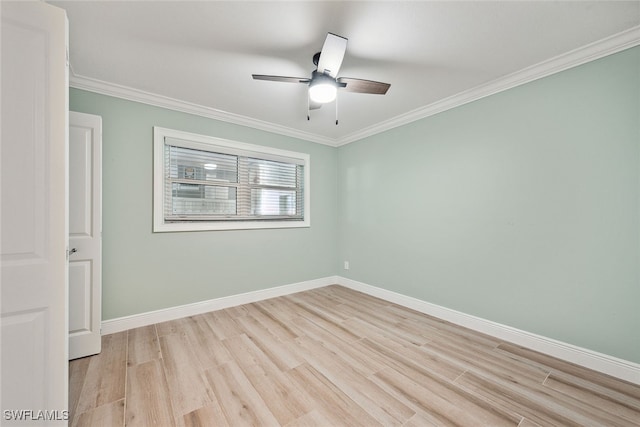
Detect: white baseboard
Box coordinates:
(100, 276, 337, 335)
(101, 274, 639, 385)
(335, 276, 640, 385)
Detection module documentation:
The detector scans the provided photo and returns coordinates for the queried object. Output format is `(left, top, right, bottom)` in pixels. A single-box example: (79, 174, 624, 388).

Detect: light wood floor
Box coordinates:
(69, 285, 640, 426)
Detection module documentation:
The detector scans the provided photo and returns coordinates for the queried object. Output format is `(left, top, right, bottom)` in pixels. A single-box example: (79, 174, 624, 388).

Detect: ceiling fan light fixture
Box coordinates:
(309, 83, 337, 103)
(309, 72, 337, 103)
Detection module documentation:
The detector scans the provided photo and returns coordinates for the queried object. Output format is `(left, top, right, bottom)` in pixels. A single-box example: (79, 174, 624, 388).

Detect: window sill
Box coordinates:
(153, 218, 311, 233)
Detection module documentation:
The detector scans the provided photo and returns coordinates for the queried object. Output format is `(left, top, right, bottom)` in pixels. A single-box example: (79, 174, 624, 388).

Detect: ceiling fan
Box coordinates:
(252, 33, 390, 124)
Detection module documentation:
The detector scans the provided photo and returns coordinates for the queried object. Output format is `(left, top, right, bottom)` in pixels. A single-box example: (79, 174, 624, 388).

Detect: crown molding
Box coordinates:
(70, 25, 639, 148)
(336, 25, 640, 146)
(69, 73, 339, 147)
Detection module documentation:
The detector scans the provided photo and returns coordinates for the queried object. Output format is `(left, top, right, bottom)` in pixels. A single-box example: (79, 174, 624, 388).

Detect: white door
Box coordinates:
(0, 1, 69, 424)
(69, 112, 102, 360)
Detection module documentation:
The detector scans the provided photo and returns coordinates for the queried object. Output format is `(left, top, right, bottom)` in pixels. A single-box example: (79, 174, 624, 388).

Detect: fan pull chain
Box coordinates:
(307, 92, 310, 121)
(335, 94, 339, 125)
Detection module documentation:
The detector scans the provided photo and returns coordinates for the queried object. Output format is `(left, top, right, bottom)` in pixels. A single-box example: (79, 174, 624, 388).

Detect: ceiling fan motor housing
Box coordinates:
(309, 71, 338, 103)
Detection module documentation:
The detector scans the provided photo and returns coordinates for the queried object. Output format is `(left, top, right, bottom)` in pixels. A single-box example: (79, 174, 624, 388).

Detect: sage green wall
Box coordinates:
(72, 46, 638, 363)
(70, 89, 338, 320)
(338, 47, 640, 363)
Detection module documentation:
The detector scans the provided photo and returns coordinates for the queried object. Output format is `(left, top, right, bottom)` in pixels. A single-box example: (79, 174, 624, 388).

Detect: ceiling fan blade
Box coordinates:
(337, 77, 390, 95)
(252, 74, 310, 84)
(316, 33, 348, 78)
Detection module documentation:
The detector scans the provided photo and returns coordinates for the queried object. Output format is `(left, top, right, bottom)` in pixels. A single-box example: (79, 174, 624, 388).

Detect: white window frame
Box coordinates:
(153, 127, 310, 232)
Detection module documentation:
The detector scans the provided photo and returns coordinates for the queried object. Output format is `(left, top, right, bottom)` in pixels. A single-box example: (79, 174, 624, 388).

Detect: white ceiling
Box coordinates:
(51, 1, 640, 145)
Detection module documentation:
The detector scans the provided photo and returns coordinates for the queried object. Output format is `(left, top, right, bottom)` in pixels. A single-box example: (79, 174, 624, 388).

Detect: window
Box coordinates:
(153, 127, 310, 232)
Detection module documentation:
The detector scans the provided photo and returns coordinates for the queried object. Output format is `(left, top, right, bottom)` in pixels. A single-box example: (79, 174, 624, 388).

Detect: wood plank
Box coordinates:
(547, 369, 640, 411)
(223, 304, 249, 319)
(288, 363, 383, 427)
(372, 367, 519, 426)
(159, 333, 215, 423)
(422, 333, 550, 384)
(233, 315, 305, 371)
(294, 336, 415, 425)
(244, 301, 301, 341)
(286, 291, 352, 323)
(543, 372, 640, 424)
(181, 314, 233, 368)
(359, 336, 466, 383)
(126, 359, 176, 427)
(517, 419, 541, 427)
(221, 333, 310, 411)
(321, 285, 391, 310)
(127, 325, 161, 366)
(68, 286, 640, 427)
(258, 294, 316, 324)
(284, 298, 361, 343)
(72, 399, 125, 427)
(455, 370, 610, 426)
(283, 409, 334, 427)
(68, 356, 90, 425)
(401, 412, 440, 427)
(383, 303, 503, 350)
(73, 332, 127, 417)
(204, 361, 280, 426)
(343, 316, 428, 349)
(183, 403, 229, 427)
(293, 316, 389, 377)
(346, 312, 431, 347)
(156, 317, 186, 337)
(497, 342, 640, 399)
(202, 309, 245, 340)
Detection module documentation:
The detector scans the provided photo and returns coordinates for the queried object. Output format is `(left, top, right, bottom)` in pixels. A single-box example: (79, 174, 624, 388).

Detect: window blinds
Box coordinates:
(164, 141, 304, 222)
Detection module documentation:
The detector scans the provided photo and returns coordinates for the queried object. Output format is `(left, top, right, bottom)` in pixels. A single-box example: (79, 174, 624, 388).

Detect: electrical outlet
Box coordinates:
(344, 261, 350, 270)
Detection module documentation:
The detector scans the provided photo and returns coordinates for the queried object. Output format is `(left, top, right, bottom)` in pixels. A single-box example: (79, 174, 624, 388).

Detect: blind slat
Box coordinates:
(164, 140, 304, 221)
